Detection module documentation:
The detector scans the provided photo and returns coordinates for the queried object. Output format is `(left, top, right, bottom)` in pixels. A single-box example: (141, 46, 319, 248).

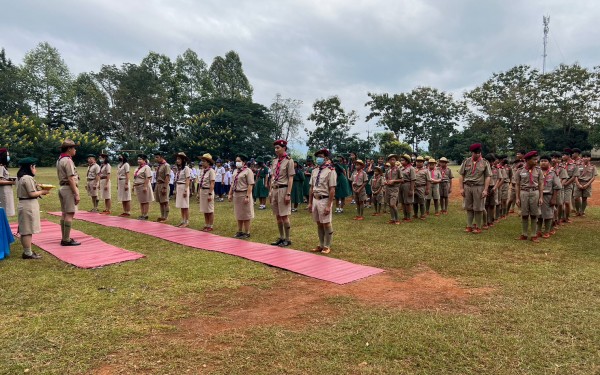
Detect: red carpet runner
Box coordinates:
(10, 220, 145, 268)
(48, 212, 384, 284)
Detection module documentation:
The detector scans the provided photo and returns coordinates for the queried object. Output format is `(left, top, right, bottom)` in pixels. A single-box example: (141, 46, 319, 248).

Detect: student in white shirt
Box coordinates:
(214, 159, 226, 201)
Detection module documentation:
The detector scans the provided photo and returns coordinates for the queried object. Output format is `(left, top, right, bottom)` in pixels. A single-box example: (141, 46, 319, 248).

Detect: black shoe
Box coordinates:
(278, 240, 292, 247)
(233, 231, 244, 238)
(271, 238, 284, 246)
(60, 238, 81, 246)
(241, 233, 251, 239)
(22, 252, 42, 259)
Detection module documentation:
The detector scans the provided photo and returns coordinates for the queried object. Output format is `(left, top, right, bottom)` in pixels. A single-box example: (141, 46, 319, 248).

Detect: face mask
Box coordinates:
(6, 156, 10, 162)
(236, 161, 244, 169)
(316, 157, 325, 166)
(99, 158, 104, 163)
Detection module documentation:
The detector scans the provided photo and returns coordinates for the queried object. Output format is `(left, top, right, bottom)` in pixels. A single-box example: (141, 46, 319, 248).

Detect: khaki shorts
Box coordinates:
(374, 191, 384, 204)
(573, 184, 592, 198)
(413, 185, 426, 204)
(311, 196, 332, 223)
(354, 190, 367, 203)
(426, 184, 440, 200)
(541, 194, 555, 220)
(501, 184, 509, 201)
(386, 186, 399, 207)
(155, 182, 169, 204)
(198, 189, 214, 213)
(59, 186, 78, 213)
(401, 183, 414, 204)
(485, 187, 498, 206)
(519, 190, 541, 217)
(563, 185, 574, 203)
(464, 184, 485, 212)
(440, 181, 450, 198)
(86, 181, 98, 197)
(510, 185, 517, 201)
(271, 187, 291, 217)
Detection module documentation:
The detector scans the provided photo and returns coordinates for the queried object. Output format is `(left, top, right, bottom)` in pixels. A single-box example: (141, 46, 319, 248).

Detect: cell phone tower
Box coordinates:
(543, 15, 550, 74)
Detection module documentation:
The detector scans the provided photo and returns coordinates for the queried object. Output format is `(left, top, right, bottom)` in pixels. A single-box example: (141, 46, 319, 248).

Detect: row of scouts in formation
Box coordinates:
(0, 140, 596, 259)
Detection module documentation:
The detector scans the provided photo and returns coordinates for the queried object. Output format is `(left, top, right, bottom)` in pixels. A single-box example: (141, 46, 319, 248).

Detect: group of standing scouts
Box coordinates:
(0, 140, 596, 260)
(459, 143, 597, 242)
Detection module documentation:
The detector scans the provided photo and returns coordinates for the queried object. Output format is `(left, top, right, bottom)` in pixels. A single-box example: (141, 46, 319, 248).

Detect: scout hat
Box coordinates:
(469, 143, 482, 153)
(60, 139, 79, 149)
(99, 152, 109, 158)
(174, 152, 189, 162)
(416, 156, 425, 162)
(273, 139, 287, 147)
(355, 159, 365, 166)
(400, 154, 411, 162)
(255, 156, 264, 164)
(198, 153, 214, 165)
(18, 157, 37, 166)
(523, 151, 538, 160)
(439, 157, 449, 163)
(314, 149, 329, 157)
(120, 152, 129, 159)
(86, 154, 96, 158)
(386, 153, 399, 161)
(428, 158, 437, 164)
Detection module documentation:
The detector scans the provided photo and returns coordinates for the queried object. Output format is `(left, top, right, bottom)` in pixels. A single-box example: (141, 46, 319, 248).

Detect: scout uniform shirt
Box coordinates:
(156, 162, 170, 185)
(370, 174, 386, 194)
(511, 160, 524, 184)
(515, 165, 544, 190)
(459, 157, 492, 185)
(577, 163, 597, 184)
(400, 164, 416, 184)
(118, 162, 130, 180)
(270, 154, 295, 187)
(232, 167, 254, 193)
(86, 162, 100, 192)
(414, 166, 428, 187)
(542, 168, 562, 194)
(439, 165, 453, 184)
(564, 161, 580, 186)
(58, 155, 79, 186)
(385, 165, 402, 187)
(99, 163, 111, 181)
(351, 169, 368, 192)
(198, 167, 216, 190)
(310, 163, 337, 198)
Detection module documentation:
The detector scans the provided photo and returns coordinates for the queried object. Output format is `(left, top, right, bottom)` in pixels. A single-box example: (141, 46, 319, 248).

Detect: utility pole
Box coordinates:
(543, 15, 550, 74)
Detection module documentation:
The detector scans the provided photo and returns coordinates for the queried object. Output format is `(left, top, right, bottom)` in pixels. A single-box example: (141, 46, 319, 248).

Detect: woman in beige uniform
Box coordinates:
(133, 154, 153, 220)
(174, 152, 191, 227)
(16, 157, 50, 259)
(197, 153, 216, 232)
(98, 153, 112, 214)
(0, 148, 16, 217)
(229, 154, 255, 239)
(117, 153, 132, 217)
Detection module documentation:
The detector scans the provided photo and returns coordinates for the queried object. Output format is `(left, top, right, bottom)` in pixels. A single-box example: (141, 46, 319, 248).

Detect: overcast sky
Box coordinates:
(2, 0, 599, 148)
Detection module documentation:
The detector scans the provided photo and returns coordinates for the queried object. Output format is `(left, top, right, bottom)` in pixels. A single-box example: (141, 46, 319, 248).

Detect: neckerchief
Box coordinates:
(273, 153, 287, 182)
(134, 163, 147, 178)
(87, 162, 96, 179)
(470, 156, 481, 175)
(233, 167, 247, 190)
(200, 167, 210, 187)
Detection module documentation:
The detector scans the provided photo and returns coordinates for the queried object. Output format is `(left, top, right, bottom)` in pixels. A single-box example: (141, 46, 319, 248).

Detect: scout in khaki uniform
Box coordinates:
(56, 139, 81, 246)
(197, 153, 216, 231)
(174, 152, 191, 227)
(459, 143, 491, 234)
(370, 166, 385, 216)
(574, 151, 597, 216)
(154, 151, 171, 222)
(133, 154, 153, 220)
(508, 150, 525, 214)
(229, 153, 255, 239)
(384, 154, 402, 224)
(0, 148, 16, 217)
(85, 154, 101, 212)
(492, 156, 505, 222)
(425, 159, 442, 216)
(438, 157, 453, 214)
(117, 153, 132, 217)
(412, 156, 428, 219)
(308, 149, 337, 254)
(537, 155, 562, 238)
(550, 152, 568, 227)
(515, 151, 544, 242)
(483, 154, 502, 229)
(383, 162, 391, 214)
(498, 156, 511, 219)
(560, 149, 579, 223)
(399, 154, 416, 222)
(350, 159, 368, 220)
(269, 140, 295, 247)
(98, 153, 112, 214)
(16, 157, 50, 259)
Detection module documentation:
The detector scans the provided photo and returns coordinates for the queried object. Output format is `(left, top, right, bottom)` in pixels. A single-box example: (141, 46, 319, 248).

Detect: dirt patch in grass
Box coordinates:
(93, 266, 491, 374)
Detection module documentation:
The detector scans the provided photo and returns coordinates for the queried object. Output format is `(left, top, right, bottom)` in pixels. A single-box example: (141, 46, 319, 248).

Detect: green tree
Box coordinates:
(269, 93, 303, 142)
(306, 96, 357, 153)
(373, 132, 412, 157)
(175, 49, 213, 104)
(209, 51, 253, 100)
(0, 48, 30, 115)
(71, 72, 110, 137)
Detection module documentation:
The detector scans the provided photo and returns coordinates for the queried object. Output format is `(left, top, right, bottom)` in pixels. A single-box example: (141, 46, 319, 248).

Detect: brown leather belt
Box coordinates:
(313, 194, 329, 200)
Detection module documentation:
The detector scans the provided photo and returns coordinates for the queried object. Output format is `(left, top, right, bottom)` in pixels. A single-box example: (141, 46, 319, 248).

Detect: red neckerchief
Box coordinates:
(87, 162, 97, 178)
(315, 163, 331, 187)
(200, 167, 210, 187)
(59, 153, 71, 160)
(233, 166, 247, 190)
(470, 156, 481, 175)
(134, 163, 147, 178)
(386, 166, 397, 180)
(372, 174, 382, 188)
(542, 167, 553, 186)
(273, 153, 287, 182)
(527, 166, 535, 185)
(355, 168, 364, 183)
(581, 162, 591, 178)
(429, 167, 436, 179)
(440, 166, 447, 178)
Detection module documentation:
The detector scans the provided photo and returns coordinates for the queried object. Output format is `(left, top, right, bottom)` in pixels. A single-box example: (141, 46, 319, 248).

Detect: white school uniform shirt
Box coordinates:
(190, 166, 198, 180)
(215, 166, 226, 183)
(169, 170, 175, 184)
(151, 170, 157, 184)
(224, 170, 233, 185)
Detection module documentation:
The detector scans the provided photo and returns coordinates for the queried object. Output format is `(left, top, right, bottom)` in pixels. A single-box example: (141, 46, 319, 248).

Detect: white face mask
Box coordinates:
(6, 155, 9, 162)
(236, 161, 244, 169)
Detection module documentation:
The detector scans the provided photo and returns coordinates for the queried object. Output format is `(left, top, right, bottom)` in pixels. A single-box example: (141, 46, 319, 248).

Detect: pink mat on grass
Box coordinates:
(10, 220, 145, 268)
(48, 212, 384, 284)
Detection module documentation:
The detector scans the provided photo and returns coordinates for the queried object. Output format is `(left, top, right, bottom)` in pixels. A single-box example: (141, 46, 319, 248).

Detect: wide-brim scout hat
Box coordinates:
(400, 154, 411, 162)
(355, 159, 365, 166)
(18, 157, 37, 166)
(469, 143, 482, 153)
(416, 156, 425, 162)
(428, 158, 437, 164)
(314, 148, 329, 157)
(174, 152, 189, 162)
(524, 151, 538, 160)
(198, 153, 214, 165)
(387, 154, 399, 161)
(60, 139, 79, 149)
(439, 157, 449, 163)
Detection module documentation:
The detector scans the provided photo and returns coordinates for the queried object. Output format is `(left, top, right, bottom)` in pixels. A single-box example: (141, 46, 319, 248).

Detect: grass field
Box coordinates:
(1, 167, 599, 374)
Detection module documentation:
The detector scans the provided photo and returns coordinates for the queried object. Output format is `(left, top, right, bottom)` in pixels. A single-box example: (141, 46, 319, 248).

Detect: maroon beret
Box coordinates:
(0, 148, 7, 154)
(314, 149, 329, 157)
(523, 151, 538, 160)
(273, 139, 287, 147)
(469, 143, 482, 152)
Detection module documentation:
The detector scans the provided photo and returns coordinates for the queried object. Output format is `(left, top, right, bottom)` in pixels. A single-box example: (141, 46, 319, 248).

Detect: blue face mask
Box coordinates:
(316, 157, 325, 166)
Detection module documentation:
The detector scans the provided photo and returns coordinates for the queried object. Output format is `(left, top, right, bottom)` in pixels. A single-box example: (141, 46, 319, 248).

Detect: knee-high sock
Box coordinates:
(530, 216, 537, 235)
(323, 224, 333, 248)
(482, 209, 487, 226)
(318, 225, 325, 247)
(574, 198, 581, 213)
(425, 199, 431, 213)
(419, 204, 425, 216)
(164, 206, 169, 219)
(474, 211, 483, 229)
(582, 198, 588, 213)
(283, 223, 291, 241)
(467, 211, 474, 227)
(63, 221, 72, 241)
(544, 219, 552, 233)
(434, 200, 439, 213)
(60, 219, 65, 240)
(521, 217, 529, 236)
(536, 217, 543, 234)
(277, 222, 284, 239)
